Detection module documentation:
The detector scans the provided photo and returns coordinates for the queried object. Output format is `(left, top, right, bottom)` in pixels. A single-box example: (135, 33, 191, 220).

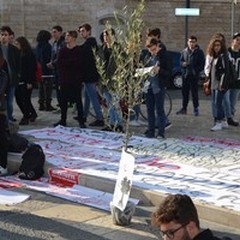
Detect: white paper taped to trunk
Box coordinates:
(112, 148, 135, 211)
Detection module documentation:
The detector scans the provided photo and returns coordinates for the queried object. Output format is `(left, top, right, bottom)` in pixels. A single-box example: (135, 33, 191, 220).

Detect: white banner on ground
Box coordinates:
(17, 127, 240, 212)
(0, 188, 30, 205)
(2, 176, 138, 211)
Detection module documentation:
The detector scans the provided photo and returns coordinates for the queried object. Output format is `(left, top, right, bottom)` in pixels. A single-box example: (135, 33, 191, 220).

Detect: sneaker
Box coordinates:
(129, 120, 141, 126)
(156, 134, 165, 139)
(115, 125, 124, 133)
(29, 114, 37, 122)
(79, 123, 87, 128)
(45, 105, 56, 111)
(89, 119, 104, 127)
(221, 120, 229, 129)
(39, 105, 45, 111)
(193, 107, 199, 116)
(227, 118, 239, 127)
(165, 122, 172, 130)
(0, 166, 7, 176)
(53, 120, 66, 127)
(145, 130, 155, 138)
(101, 126, 113, 132)
(176, 108, 187, 115)
(19, 118, 29, 125)
(211, 122, 222, 131)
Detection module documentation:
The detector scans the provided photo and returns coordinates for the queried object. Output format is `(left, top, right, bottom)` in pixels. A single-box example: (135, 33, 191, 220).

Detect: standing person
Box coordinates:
(100, 28, 124, 133)
(225, 32, 240, 126)
(0, 25, 20, 122)
(36, 30, 55, 111)
(0, 51, 9, 175)
(79, 23, 104, 126)
(152, 194, 223, 240)
(54, 30, 86, 128)
(205, 39, 230, 131)
(15, 36, 38, 125)
(46, 25, 65, 109)
(144, 38, 168, 139)
(176, 35, 205, 116)
(145, 27, 172, 129)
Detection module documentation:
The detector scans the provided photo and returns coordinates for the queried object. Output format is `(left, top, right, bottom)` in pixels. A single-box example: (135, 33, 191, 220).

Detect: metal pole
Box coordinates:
(185, 0, 190, 47)
(231, 0, 235, 36)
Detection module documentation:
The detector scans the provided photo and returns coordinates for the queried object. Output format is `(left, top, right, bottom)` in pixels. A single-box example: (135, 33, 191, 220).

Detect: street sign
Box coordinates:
(175, 8, 200, 16)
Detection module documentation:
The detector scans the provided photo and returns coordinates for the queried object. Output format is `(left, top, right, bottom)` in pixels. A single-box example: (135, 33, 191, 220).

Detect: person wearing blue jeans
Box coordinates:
(223, 32, 240, 126)
(144, 38, 168, 139)
(102, 90, 123, 132)
(0, 25, 20, 122)
(83, 82, 103, 122)
(79, 23, 104, 127)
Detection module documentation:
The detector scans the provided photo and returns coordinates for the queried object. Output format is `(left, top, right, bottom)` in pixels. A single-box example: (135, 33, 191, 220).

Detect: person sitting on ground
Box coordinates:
(152, 193, 226, 240)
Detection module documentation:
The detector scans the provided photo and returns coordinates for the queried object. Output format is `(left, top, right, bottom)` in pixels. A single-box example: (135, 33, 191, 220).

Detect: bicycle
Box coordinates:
(138, 90, 172, 121)
(88, 87, 172, 122)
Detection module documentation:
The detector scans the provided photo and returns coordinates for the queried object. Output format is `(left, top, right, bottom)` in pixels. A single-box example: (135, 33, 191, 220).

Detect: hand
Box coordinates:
(182, 62, 188, 67)
(46, 62, 54, 69)
(26, 83, 32, 89)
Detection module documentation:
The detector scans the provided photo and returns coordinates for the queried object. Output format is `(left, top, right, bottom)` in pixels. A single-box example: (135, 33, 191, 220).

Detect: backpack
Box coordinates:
(18, 144, 45, 180)
(8, 133, 29, 153)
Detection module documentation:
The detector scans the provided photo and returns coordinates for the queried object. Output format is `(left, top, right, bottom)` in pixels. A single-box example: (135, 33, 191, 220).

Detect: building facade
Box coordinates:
(0, 0, 239, 51)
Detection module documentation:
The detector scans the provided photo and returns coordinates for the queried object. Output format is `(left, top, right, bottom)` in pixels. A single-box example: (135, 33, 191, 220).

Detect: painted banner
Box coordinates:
(18, 127, 240, 212)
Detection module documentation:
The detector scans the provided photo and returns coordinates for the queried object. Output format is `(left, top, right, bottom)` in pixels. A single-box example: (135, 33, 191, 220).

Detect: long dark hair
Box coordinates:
(15, 36, 32, 54)
(36, 30, 51, 43)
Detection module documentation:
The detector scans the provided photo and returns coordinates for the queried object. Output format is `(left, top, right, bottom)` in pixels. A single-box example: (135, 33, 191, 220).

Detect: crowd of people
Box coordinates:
(0, 23, 240, 174)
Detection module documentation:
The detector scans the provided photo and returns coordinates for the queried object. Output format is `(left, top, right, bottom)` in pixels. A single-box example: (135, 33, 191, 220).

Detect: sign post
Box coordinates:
(175, 0, 200, 47)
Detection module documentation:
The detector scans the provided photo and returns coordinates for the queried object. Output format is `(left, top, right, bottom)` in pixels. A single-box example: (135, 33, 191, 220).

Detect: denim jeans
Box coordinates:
(6, 85, 15, 121)
(83, 83, 103, 120)
(146, 88, 166, 137)
(222, 90, 231, 118)
(229, 89, 240, 116)
(212, 89, 226, 121)
(103, 90, 122, 126)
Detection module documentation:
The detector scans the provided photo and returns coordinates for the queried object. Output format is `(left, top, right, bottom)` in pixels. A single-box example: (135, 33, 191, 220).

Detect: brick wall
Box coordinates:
(0, 0, 239, 52)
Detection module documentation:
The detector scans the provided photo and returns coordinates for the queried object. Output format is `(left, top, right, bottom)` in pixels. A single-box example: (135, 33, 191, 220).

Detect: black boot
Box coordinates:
(46, 104, 56, 111)
(39, 104, 45, 111)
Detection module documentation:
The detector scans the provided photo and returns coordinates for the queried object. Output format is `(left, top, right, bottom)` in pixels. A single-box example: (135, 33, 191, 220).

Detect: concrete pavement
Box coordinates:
(3, 88, 240, 239)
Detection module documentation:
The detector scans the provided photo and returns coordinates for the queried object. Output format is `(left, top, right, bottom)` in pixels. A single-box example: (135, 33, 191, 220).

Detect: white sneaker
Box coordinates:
(211, 122, 222, 131)
(137, 119, 147, 126)
(0, 166, 8, 176)
(129, 120, 141, 126)
(221, 120, 229, 129)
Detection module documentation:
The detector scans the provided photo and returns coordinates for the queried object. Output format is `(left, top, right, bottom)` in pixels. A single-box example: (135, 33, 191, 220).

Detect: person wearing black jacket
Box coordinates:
(143, 38, 169, 139)
(15, 36, 38, 125)
(0, 51, 9, 175)
(79, 23, 104, 126)
(0, 25, 20, 122)
(152, 194, 226, 240)
(177, 35, 205, 116)
(36, 30, 55, 111)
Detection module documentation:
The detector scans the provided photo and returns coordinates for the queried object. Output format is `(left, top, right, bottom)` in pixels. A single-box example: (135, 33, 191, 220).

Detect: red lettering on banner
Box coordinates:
(142, 158, 180, 170)
(48, 168, 81, 187)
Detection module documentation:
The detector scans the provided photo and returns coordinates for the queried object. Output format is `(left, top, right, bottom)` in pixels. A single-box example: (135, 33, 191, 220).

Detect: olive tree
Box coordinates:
(95, 0, 146, 150)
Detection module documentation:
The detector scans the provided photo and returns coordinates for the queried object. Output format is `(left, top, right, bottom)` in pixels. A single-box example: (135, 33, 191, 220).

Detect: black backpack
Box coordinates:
(18, 144, 45, 180)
